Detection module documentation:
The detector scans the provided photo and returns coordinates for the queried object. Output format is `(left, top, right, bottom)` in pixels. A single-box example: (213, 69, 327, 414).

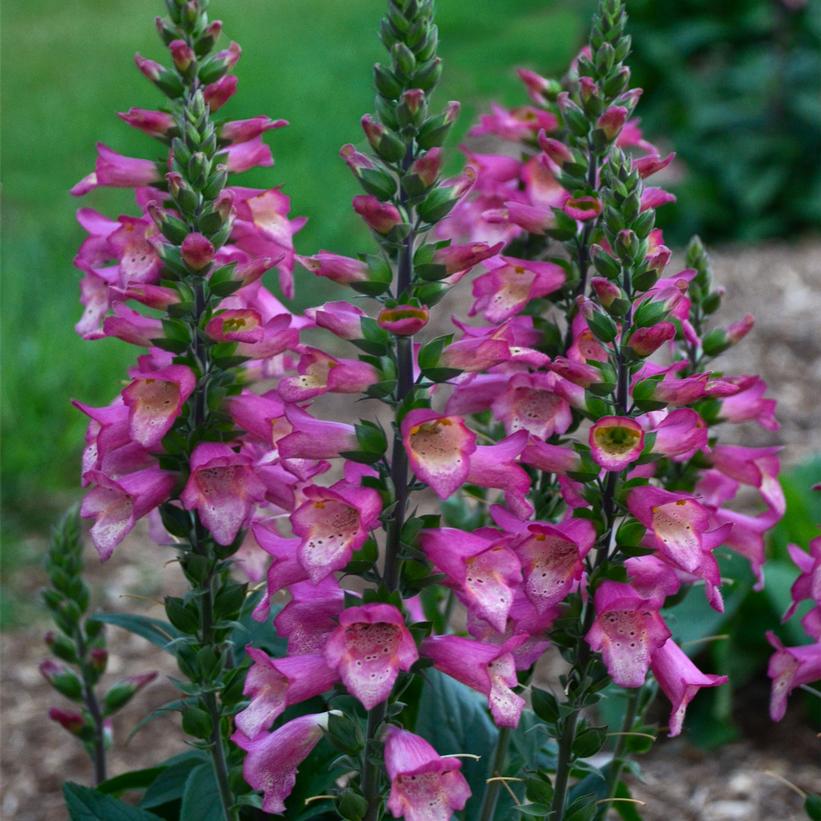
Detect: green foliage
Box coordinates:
(628, 0, 821, 242)
(63, 783, 163, 821)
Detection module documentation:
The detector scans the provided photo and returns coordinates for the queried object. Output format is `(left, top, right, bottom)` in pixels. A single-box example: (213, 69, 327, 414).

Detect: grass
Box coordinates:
(0, 0, 585, 563)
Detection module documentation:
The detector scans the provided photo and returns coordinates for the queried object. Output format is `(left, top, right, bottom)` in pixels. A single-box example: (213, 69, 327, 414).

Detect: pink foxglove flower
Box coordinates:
(234, 647, 337, 738)
(589, 416, 645, 472)
(274, 577, 344, 654)
(71, 143, 161, 195)
(491, 372, 572, 438)
(353, 195, 402, 234)
(180, 443, 266, 546)
(420, 528, 522, 631)
(377, 305, 430, 336)
(465, 432, 533, 518)
(401, 409, 477, 500)
(384, 726, 471, 820)
(276, 405, 358, 461)
(422, 634, 526, 727)
(296, 251, 371, 285)
(305, 301, 366, 340)
(646, 408, 708, 462)
(650, 639, 727, 736)
(783, 537, 821, 627)
(290, 481, 381, 581)
(765, 632, 821, 721)
(81, 467, 175, 559)
(122, 365, 195, 449)
(232, 713, 329, 814)
(278, 347, 378, 401)
(324, 604, 418, 709)
(585, 581, 671, 688)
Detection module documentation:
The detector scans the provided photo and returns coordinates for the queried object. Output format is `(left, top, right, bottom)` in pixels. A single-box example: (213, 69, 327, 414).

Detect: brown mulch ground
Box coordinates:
(2, 238, 820, 819)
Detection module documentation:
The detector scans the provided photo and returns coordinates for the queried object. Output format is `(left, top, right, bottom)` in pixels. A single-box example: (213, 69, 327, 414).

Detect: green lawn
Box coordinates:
(0, 0, 586, 546)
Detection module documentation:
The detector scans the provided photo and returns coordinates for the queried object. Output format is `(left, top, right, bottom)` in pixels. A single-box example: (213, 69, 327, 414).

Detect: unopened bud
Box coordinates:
(181, 232, 215, 271)
(169, 39, 194, 72)
(48, 707, 86, 737)
(40, 661, 84, 701)
(377, 305, 429, 336)
(102, 672, 158, 716)
(44, 631, 78, 664)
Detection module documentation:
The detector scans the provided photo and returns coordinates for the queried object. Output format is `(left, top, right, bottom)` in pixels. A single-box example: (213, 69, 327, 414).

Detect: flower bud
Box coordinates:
(352, 195, 402, 235)
(635, 152, 675, 179)
(117, 108, 176, 138)
(615, 229, 639, 259)
(627, 322, 676, 357)
(578, 76, 599, 103)
(44, 631, 78, 664)
(169, 39, 195, 72)
(564, 196, 601, 222)
(40, 660, 84, 701)
(134, 53, 163, 82)
(102, 672, 158, 716)
(48, 707, 87, 737)
(590, 276, 621, 309)
(377, 305, 429, 336)
(408, 148, 442, 187)
(597, 105, 629, 141)
(538, 132, 573, 167)
(727, 313, 755, 345)
(181, 232, 215, 271)
(203, 75, 238, 111)
(89, 647, 109, 676)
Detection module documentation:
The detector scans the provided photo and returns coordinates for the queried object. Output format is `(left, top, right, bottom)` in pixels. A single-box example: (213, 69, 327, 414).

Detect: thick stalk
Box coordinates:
(477, 726, 512, 821)
(75, 631, 107, 785)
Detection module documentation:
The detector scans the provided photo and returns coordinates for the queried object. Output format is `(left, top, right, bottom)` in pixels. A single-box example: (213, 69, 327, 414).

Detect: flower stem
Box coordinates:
(599, 689, 640, 817)
(75, 631, 107, 785)
(477, 726, 512, 821)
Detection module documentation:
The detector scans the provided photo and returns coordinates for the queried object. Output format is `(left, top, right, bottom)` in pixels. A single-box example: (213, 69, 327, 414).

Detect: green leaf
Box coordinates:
(92, 613, 181, 652)
(96, 768, 166, 797)
(531, 687, 560, 724)
(179, 764, 225, 821)
(140, 752, 206, 810)
(64, 783, 163, 820)
(805, 794, 821, 821)
(613, 779, 644, 821)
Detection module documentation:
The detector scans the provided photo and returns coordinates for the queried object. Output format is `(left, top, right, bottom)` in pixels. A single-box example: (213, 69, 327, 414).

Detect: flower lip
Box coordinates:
(377, 304, 429, 336)
(589, 415, 645, 472)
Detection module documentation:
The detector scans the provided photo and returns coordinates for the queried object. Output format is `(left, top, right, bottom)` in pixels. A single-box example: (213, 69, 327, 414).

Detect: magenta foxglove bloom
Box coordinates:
(353, 194, 403, 234)
(118, 107, 176, 137)
(765, 632, 821, 721)
(324, 604, 418, 709)
(589, 416, 645, 472)
(122, 365, 195, 449)
(650, 639, 727, 736)
(422, 634, 526, 727)
(305, 300, 365, 340)
(220, 115, 288, 143)
(377, 305, 430, 336)
(783, 538, 821, 624)
(710, 444, 785, 517)
(232, 713, 329, 815)
(223, 136, 274, 173)
(180, 443, 266, 546)
(465, 432, 533, 518)
(521, 440, 583, 475)
(290, 481, 381, 581)
(276, 405, 358, 461)
(81, 467, 175, 559)
(432, 241, 503, 279)
(626, 322, 677, 357)
(278, 347, 378, 402)
(470, 256, 565, 322)
(296, 251, 371, 285)
(401, 409, 477, 500)
(101, 304, 163, 347)
(491, 372, 572, 438)
(71, 143, 160, 195)
(235, 647, 337, 738)
(384, 726, 471, 821)
(513, 520, 595, 612)
(274, 577, 344, 654)
(717, 376, 778, 431)
(646, 408, 708, 462)
(420, 528, 522, 631)
(628, 486, 729, 576)
(585, 581, 671, 688)
(204, 74, 238, 111)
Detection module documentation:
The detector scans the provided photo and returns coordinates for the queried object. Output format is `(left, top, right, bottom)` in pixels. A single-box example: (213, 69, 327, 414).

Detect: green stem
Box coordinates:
(599, 689, 640, 817)
(477, 726, 512, 821)
(75, 631, 107, 785)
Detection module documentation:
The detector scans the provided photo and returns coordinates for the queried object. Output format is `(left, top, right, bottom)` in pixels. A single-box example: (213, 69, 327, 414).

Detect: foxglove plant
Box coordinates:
(55, 0, 805, 817)
(70, 0, 304, 816)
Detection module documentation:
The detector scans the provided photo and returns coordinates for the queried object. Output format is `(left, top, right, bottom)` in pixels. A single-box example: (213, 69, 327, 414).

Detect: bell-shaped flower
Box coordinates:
(278, 347, 378, 402)
(710, 445, 784, 518)
(276, 405, 358, 461)
(324, 604, 418, 709)
(465, 431, 533, 519)
(305, 300, 365, 339)
(232, 712, 329, 815)
(766, 632, 821, 721)
(220, 115, 288, 144)
(377, 305, 429, 336)
(650, 639, 727, 736)
(626, 322, 677, 357)
(585, 581, 671, 688)
(644, 409, 708, 462)
(71, 143, 160, 195)
(222, 136, 273, 173)
(274, 577, 345, 654)
(401, 409, 477, 500)
(420, 528, 521, 631)
(512, 519, 595, 612)
(784, 538, 821, 623)
(384, 726, 471, 821)
(118, 107, 176, 137)
(81, 467, 175, 560)
(717, 376, 778, 431)
(296, 251, 371, 285)
(521, 440, 583, 475)
(180, 443, 266, 546)
(491, 372, 572, 438)
(102, 304, 163, 347)
(290, 480, 381, 581)
(628, 487, 730, 576)
(422, 634, 526, 727)
(470, 256, 565, 322)
(121, 365, 195, 449)
(589, 416, 645, 472)
(235, 647, 338, 739)
(432, 241, 503, 281)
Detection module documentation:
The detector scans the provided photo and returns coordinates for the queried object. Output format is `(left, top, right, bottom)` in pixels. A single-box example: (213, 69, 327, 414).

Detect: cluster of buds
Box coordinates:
(41, 508, 156, 783)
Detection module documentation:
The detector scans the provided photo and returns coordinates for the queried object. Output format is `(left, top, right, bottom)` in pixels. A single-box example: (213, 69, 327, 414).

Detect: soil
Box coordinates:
(2, 238, 820, 819)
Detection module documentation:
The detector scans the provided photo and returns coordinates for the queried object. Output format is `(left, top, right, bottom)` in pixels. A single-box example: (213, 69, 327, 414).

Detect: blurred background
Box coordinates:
(1, 0, 820, 818)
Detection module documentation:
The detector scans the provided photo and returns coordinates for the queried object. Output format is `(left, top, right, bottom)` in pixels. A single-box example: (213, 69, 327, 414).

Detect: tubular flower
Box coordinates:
(766, 632, 821, 721)
(324, 604, 418, 709)
(401, 410, 477, 500)
(232, 713, 330, 815)
(589, 415, 645, 472)
(585, 581, 671, 688)
(384, 726, 471, 821)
